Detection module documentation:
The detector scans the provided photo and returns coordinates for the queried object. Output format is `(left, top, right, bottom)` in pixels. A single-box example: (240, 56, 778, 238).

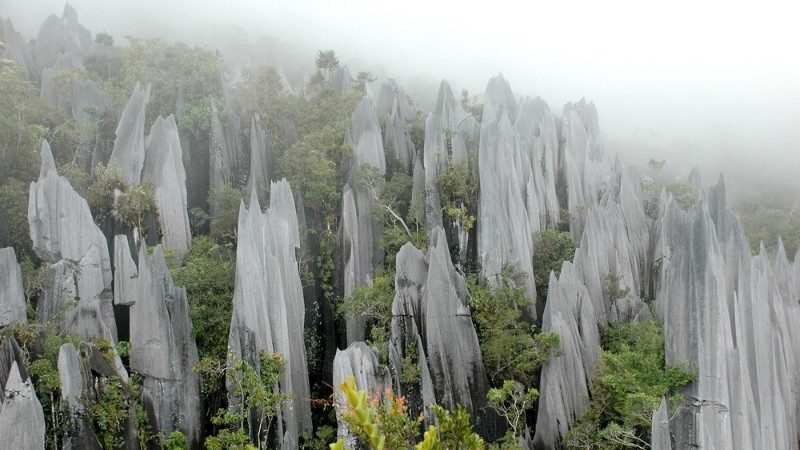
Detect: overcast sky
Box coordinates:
(3, 0, 799, 184)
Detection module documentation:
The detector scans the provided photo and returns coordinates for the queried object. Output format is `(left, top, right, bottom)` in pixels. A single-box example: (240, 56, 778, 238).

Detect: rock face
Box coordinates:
(228, 181, 312, 448)
(58, 343, 100, 449)
(651, 176, 800, 449)
(28, 141, 120, 355)
(143, 115, 192, 258)
(0, 19, 33, 69)
(533, 264, 600, 448)
(516, 97, 560, 230)
(109, 82, 151, 185)
(424, 227, 491, 424)
(478, 75, 535, 314)
(650, 397, 672, 450)
(115, 238, 201, 446)
(332, 342, 391, 443)
(342, 96, 386, 343)
(246, 114, 274, 205)
(0, 361, 46, 449)
(0, 248, 26, 327)
(561, 99, 610, 237)
(329, 65, 352, 94)
(71, 78, 111, 169)
(376, 80, 416, 174)
(209, 106, 237, 215)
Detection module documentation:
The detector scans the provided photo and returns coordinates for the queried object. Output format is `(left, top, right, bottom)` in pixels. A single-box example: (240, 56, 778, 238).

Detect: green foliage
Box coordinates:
(738, 201, 800, 258)
(0, 178, 32, 255)
(315, 50, 339, 72)
(532, 229, 576, 302)
(204, 352, 290, 450)
(459, 89, 483, 119)
(438, 159, 478, 231)
(468, 273, 561, 387)
(302, 425, 337, 450)
(209, 186, 244, 242)
(337, 270, 395, 362)
(114, 182, 159, 233)
(664, 182, 697, 210)
(28, 331, 71, 449)
(399, 340, 421, 385)
(235, 65, 292, 149)
(355, 71, 377, 93)
(487, 380, 539, 443)
(163, 430, 189, 449)
(279, 132, 340, 215)
(430, 404, 485, 449)
(336, 376, 485, 450)
(95, 31, 114, 46)
(86, 163, 127, 222)
(564, 321, 696, 449)
(409, 111, 426, 155)
(89, 375, 130, 449)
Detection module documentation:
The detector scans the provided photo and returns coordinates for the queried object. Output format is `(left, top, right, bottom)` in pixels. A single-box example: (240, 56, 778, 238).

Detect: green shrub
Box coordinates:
(532, 229, 576, 302)
(564, 321, 696, 449)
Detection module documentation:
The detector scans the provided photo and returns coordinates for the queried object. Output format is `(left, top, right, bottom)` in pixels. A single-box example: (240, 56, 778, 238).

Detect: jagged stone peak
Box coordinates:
(563, 98, 601, 142)
(0, 247, 26, 328)
(687, 166, 703, 190)
(110, 82, 151, 185)
(0, 360, 46, 449)
(434, 79, 468, 127)
(484, 74, 518, 124)
(39, 140, 57, 179)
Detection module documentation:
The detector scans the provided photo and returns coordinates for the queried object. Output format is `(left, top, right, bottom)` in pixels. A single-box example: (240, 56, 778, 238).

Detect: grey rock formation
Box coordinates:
(650, 397, 672, 450)
(376, 80, 416, 174)
(332, 342, 391, 443)
(40, 51, 83, 111)
(122, 242, 201, 446)
(109, 83, 150, 185)
(59, 343, 100, 449)
(533, 264, 600, 448)
(408, 156, 426, 226)
(0, 19, 33, 69)
(342, 96, 386, 343)
(0, 361, 45, 449)
(478, 81, 536, 313)
(143, 115, 192, 258)
(328, 65, 352, 94)
(29, 141, 119, 351)
(424, 227, 491, 419)
(0, 247, 26, 327)
(561, 99, 610, 237)
(484, 74, 518, 124)
(34, 4, 93, 72)
(516, 97, 560, 229)
(388, 242, 434, 415)
(228, 181, 312, 448)
(246, 114, 274, 205)
(71, 78, 111, 168)
(209, 106, 236, 216)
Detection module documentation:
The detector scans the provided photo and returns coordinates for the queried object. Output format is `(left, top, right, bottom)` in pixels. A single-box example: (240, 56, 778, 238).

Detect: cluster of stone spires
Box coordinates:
(2, 5, 800, 450)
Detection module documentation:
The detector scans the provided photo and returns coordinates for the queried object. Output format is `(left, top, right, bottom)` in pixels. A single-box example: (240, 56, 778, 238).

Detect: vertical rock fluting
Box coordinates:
(58, 343, 100, 449)
(209, 105, 236, 215)
(424, 227, 492, 428)
(245, 114, 274, 205)
(28, 141, 122, 363)
(477, 75, 535, 315)
(376, 80, 416, 174)
(0, 361, 46, 449)
(516, 97, 560, 230)
(143, 115, 192, 259)
(109, 82, 151, 186)
(650, 397, 672, 450)
(115, 238, 201, 446)
(33, 4, 93, 74)
(332, 342, 391, 443)
(342, 96, 386, 343)
(651, 175, 800, 449)
(0, 247, 26, 327)
(533, 263, 600, 448)
(228, 181, 312, 448)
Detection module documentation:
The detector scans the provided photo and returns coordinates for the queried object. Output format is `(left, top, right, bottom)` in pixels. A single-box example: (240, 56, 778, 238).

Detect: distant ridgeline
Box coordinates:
(1, 4, 799, 450)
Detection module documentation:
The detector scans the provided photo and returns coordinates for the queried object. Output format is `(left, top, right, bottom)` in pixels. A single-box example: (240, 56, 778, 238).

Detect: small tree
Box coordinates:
(487, 380, 539, 443)
(315, 50, 339, 76)
(355, 71, 377, 93)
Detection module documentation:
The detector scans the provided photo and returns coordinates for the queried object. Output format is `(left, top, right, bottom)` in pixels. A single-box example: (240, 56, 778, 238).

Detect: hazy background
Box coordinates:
(3, 0, 799, 194)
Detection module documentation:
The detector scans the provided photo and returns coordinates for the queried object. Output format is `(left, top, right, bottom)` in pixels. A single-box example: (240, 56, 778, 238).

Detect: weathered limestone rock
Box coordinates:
(209, 106, 236, 216)
(376, 80, 416, 174)
(34, 4, 93, 72)
(650, 397, 672, 450)
(329, 65, 352, 94)
(408, 156, 426, 226)
(516, 97, 560, 230)
(245, 114, 274, 205)
(478, 88, 535, 313)
(484, 74, 518, 124)
(143, 115, 191, 258)
(388, 242, 433, 416)
(124, 242, 200, 446)
(0, 361, 45, 449)
(29, 141, 119, 350)
(342, 96, 386, 343)
(0, 19, 33, 69)
(533, 264, 600, 448)
(424, 227, 491, 423)
(0, 248, 26, 327)
(109, 82, 150, 185)
(228, 181, 312, 447)
(71, 78, 111, 168)
(332, 342, 391, 443)
(59, 343, 100, 449)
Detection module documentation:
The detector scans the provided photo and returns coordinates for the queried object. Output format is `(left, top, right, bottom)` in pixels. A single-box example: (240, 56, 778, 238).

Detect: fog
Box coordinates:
(3, 0, 799, 193)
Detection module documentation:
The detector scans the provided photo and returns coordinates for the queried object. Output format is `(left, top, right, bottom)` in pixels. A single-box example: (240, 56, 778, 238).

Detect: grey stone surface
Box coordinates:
(533, 264, 600, 448)
(33, 4, 93, 72)
(122, 242, 201, 445)
(651, 397, 672, 450)
(332, 342, 390, 443)
(228, 181, 312, 447)
(328, 65, 352, 94)
(0, 19, 33, 69)
(0, 361, 45, 449)
(424, 227, 491, 422)
(143, 114, 192, 258)
(0, 247, 26, 327)
(58, 343, 101, 450)
(246, 114, 274, 205)
(209, 105, 236, 214)
(478, 85, 535, 314)
(109, 82, 150, 185)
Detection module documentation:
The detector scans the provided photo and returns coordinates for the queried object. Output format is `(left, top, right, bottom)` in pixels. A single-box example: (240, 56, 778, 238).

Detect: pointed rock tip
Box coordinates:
(39, 140, 57, 178)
